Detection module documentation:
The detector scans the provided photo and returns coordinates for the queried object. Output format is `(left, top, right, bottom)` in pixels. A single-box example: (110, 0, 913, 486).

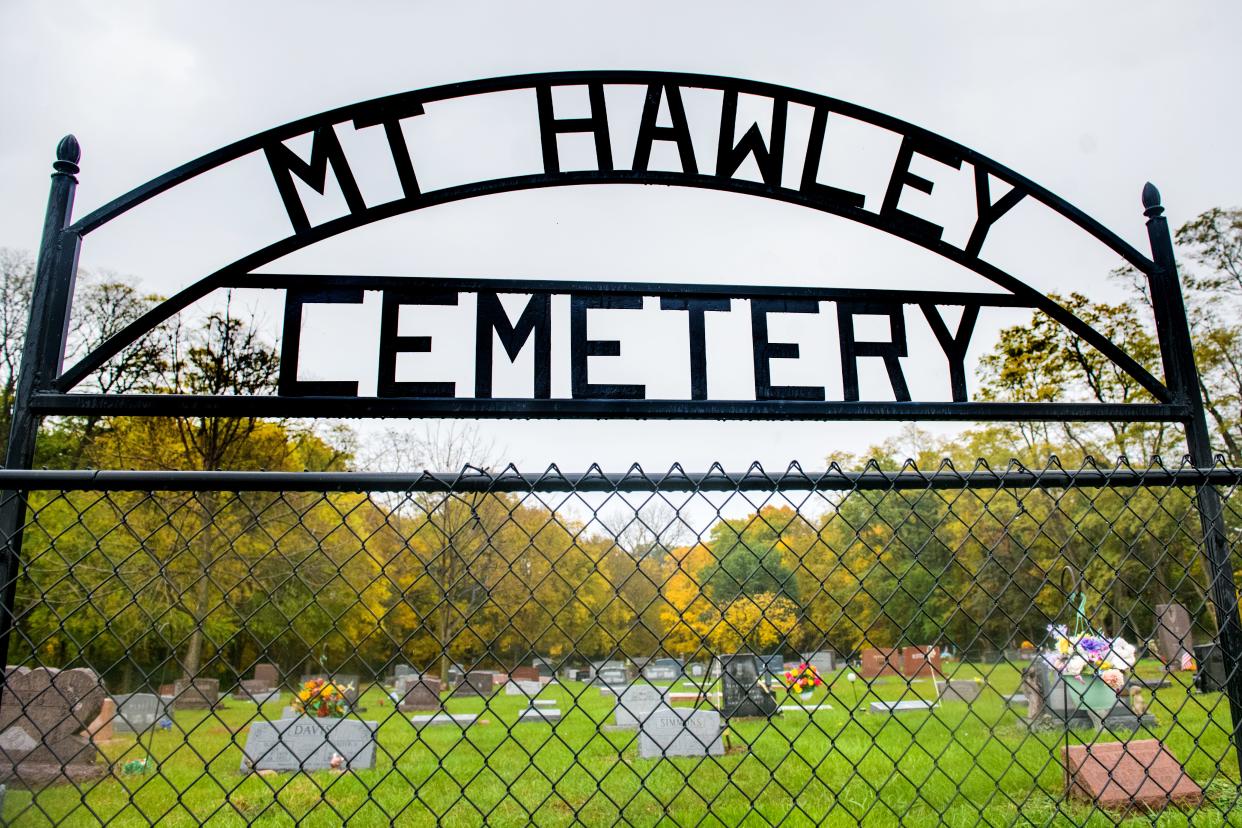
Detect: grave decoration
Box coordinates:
(241, 717, 377, 772)
(292, 678, 352, 719)
(0, 666, 106, 785)
(638, 707, 725, 759)
(782, 662, 823, 700)
(720, 654, 778, 718)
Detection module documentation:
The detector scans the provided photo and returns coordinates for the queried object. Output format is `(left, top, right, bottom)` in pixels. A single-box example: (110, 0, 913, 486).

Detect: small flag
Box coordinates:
(1180, 651, 1195, 672)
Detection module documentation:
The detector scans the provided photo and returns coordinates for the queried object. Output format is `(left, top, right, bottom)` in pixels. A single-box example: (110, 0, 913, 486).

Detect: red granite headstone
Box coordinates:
(860, 648, 901, 678)
(1063, 739, 1201, 812)
(510, 666, 540, 682)
(0, 666, 106, 785)
(252, 663, 279, 688)
(902, 646, 942, 678)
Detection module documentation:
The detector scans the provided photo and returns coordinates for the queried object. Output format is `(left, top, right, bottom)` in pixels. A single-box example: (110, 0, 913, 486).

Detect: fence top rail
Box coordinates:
(0, 463, 1236, 493)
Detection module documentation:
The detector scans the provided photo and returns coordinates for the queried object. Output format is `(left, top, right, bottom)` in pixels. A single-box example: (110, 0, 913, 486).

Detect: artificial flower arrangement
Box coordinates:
(293, 678, 352, 718)
(1045, 625, 1137, 693)
(783, 662, 823, 696)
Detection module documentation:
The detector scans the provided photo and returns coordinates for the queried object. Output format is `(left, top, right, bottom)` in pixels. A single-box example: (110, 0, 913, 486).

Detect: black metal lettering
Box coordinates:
(377, 290, 457, 398)
(838, 301, 911, 402)
(659, 297, 730, 400)
(264, 125, 367, 234)
(799, 106, 866, 210)
(570, 295, 644, 399)
(536, 83, 613, 174)
(964, 167, 1025, 257)
(475, 292, 551, 399)
(920, 303, 980, 402)
(633, 84, 697, 174)
(353, 103, 426, 200)
(716, 91, 787, 186)
(880, 137, 962, 244)
(750, 299, 824, 401)
(278, 288, 365, 397)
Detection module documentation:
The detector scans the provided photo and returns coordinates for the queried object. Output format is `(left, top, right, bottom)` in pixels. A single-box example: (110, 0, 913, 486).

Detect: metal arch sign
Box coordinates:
(24, 71, 1201, 423)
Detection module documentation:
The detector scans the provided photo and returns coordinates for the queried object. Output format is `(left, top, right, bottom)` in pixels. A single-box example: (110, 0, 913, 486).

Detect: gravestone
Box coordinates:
(409, 712, 478, 728)
(1063, 739, 1201, 811)
(172, 677, 219, 710)
(241, 717, 377, 771)
(83, 698, 116, 743)
(643, 659, 681, 682)
(504, 679, 542, 696)
(113, 693, 167, 734)
(902, 646, 942, 678)
(396, 675, 441, 712)
(1193, 643, 1226, 693)
(393, 664, 416, 680)
(236, 679, 277, 702)
(758, 654, 784, 685)
(614, 685, 664, 728)
(454, 671, 494, 697)
(638, 707, 725, 759)
(689, 663, 705, 678)
(806, 651, 835, 675)
(0, 666, 106, 784)
(253, 663, 280, 688)
(511, 666, 540, 682)
(1155, 603, 1194, 671)
(938, 679, 982, 703)
(860, 648, 901, 678)
(869, 700, 934, 713)
(517, 703, 561, 723)
(597, 663, 628, 686)
(720, 654, 778, 718)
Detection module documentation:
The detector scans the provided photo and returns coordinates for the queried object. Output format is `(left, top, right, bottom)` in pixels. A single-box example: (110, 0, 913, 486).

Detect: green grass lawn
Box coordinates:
(6, 661, 1241, 826)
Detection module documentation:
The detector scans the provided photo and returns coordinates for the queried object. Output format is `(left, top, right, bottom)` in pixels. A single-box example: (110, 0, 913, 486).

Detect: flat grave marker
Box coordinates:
(869, 700, 935, 714)
(1063, 739, 1201, 812)
(409, 712, 479, 728)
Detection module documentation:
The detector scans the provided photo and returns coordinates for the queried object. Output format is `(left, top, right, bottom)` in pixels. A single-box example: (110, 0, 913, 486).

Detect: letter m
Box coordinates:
(265, 125, 366, 234)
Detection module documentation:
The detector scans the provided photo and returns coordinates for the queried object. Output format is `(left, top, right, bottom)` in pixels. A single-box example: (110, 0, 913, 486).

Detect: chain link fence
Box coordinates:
(0, 460, 1239, 826)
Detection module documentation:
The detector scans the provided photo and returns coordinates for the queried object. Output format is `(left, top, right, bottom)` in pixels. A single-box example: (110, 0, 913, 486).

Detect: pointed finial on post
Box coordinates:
(53, 135, 80, 176)
(1142, 182, 1163, 218)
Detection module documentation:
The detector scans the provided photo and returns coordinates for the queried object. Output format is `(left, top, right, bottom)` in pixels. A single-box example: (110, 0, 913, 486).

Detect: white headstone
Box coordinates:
(638, 707, 724, 758)
(241, 717, 377, 771)
(517, 706, 562, 723)
(614, 685, 664, 728)
(869, 700, 934, 714)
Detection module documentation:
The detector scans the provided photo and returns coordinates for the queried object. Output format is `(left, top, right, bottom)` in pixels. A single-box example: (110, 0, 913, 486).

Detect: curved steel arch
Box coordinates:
(55, 70, 1165, 401)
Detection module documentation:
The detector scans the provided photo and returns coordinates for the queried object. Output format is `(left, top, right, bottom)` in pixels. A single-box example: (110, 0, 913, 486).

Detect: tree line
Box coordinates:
(1, 206, 1239, 688)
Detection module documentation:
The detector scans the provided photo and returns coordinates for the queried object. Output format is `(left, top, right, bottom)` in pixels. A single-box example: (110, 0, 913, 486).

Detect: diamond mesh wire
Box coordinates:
(0, 459, 1239, 826)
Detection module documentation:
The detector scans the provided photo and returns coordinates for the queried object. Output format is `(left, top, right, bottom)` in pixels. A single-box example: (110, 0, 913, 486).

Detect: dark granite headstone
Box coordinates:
(397, 675, 442, 712)
(720, 654, 778, 718)
(454, 671, 494, 697)
(510, 666, 540, 682)
(252, 663, 279, 688)
(172, 677, 219, 710)
(1193, 643, 1226, 693)
(1063, 739, 1201, 812)
(1155, 603, 1194, 671)
(0, 666, 105, 785)
(1022, 659, 1154, 732)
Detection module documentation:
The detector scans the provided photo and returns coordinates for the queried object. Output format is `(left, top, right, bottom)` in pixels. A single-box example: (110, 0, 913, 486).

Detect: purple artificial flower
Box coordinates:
(1078, 636, 1109, 661)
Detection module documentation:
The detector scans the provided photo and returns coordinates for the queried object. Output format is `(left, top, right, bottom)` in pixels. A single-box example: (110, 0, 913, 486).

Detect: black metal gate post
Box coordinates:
(1143, 182, 1242, 770)
(0, 136, 82, 679)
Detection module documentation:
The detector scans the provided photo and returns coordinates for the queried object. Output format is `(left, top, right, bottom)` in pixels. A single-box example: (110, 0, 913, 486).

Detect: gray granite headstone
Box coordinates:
(689, 663, 705, 678)
(806, 651, 835, 675)
(241, 717, 376, 771)
(172, 677, 219, 710)
(113, 693, 168, 733)
(598, 666, 628, 686)
(504, 679, 543, 696)
(637, 707, 724, 759)
(0, 667, 106, 784)
(409, 712, 478, 728)
(1156, 603, 1194, 670)
(614, 685, 664, 728)
(252, 663, 279, 688)
(938, 679, 983, 703)
(1022, 659, 1154, 732)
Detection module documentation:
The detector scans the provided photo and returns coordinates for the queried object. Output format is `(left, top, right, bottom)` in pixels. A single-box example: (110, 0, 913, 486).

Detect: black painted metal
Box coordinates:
(49, 70, 1168, 405)
(1143, 183, 1242, 770)
(0, 136, 82, 684)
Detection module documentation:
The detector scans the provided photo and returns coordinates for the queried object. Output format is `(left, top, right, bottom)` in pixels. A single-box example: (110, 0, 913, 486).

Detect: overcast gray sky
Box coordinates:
(1, 1, 1238, 472)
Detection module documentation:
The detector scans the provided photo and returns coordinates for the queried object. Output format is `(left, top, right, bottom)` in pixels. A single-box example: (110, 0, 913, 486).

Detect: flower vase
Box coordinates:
(1068, 674, 1118, 713)
(800, 691, 813, 701)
